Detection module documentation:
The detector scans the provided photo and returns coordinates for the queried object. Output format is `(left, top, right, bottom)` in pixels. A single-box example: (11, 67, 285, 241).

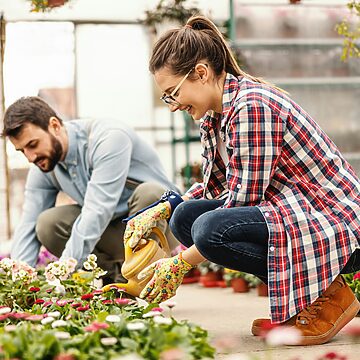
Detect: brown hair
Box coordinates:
(2, 96, 62, 138)
(149, 15, 268, 85)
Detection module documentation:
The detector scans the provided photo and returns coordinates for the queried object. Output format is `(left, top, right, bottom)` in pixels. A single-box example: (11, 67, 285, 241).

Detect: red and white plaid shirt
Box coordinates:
(186, 73, 360, 323)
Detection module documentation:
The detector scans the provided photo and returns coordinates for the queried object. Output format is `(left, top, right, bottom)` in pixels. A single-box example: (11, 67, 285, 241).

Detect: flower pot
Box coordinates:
(199, 271, 222, 287)
(231, 278, 249, 293)
(48, 0, 67, 7)
(257, 283, 268, 297)
(182, 268, 200, 284)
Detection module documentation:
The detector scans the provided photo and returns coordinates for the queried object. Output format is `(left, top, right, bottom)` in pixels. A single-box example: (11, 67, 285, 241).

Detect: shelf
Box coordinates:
(233, 38, 347, 49)
(271, 77, 360, 87)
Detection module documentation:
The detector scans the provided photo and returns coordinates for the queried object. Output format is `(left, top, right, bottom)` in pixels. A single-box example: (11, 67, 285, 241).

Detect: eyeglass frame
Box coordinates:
(160, 68, 194, 107)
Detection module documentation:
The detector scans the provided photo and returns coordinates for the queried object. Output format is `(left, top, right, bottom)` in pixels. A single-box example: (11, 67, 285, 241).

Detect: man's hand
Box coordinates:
(124, 202, 170, 249)
(137, 253, 193, 303)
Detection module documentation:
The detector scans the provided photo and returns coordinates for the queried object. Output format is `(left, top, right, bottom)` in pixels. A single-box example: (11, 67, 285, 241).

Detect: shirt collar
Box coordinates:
(220, 73, 241, 126)
(60, 122, 77, 167)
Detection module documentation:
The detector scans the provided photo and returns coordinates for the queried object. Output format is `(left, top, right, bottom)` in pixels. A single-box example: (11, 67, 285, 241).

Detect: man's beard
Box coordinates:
(35, 134, 63, 173)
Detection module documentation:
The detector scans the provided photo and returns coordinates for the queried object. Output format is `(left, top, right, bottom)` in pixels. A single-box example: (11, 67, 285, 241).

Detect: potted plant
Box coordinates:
(198, 261, 224, 287)
(247, 274, 269, 297)
(141, 0, 201, 35)
(28, 0, 69, 12)
(344, 271, 360, 310)
(223, 269, 250, 293)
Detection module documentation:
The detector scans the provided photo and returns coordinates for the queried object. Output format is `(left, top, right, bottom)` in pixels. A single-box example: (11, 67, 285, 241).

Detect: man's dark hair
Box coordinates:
(1, 96, 63, 138)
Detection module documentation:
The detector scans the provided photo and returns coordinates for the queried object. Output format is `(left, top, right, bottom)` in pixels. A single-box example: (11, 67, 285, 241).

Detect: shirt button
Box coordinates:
(264, 212, 270, 217)
(269, 246, 275, 252)
(236, 184, 241, 189)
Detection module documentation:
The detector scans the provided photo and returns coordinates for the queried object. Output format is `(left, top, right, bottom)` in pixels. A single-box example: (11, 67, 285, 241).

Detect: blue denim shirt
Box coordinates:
(11, 119, 178, 267)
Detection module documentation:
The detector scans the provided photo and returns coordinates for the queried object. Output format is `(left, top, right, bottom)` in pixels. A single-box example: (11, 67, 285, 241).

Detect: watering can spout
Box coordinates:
(102, 227, 170, 297)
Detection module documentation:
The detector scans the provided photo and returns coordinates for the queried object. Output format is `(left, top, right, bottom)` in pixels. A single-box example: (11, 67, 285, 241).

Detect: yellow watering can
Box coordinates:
(102, 227, 171, 297)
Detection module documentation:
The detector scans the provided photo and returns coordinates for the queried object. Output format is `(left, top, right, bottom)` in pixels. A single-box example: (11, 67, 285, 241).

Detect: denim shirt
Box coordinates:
(11, 119, 178, 267)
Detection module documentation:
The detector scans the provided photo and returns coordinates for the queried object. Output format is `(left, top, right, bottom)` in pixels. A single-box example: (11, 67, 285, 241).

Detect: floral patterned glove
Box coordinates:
(124, 202, 171, 249)
(138, 253, 193, 303)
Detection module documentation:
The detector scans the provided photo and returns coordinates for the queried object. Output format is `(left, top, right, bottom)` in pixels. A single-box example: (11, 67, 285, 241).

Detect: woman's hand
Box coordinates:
(138, 253, 193, 303)
(123, 202, 171, 249)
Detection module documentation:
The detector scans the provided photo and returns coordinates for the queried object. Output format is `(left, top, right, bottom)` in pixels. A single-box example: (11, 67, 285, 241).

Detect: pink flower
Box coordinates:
(29, 287, 40, 292)
(42, 301, 53, 307)
(92, 290, 103, 295)
(84, 321, 110, 332)
(56, 299, 69, 307)
(151, 307, 163, 312)
(81, 293, 94, 300)
(26, 314, 44, 321)
(342, 324, 360, 337)
(114, 298, 131, 306)
(76, 305, 90, 312)
(0, 314, 10, 321)
(9, 312, 29, 319)
(35, 299, 45, 304)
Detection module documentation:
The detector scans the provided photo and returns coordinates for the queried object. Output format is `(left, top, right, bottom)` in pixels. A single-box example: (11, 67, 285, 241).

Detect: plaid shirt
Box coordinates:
(186, 73, 360, 323)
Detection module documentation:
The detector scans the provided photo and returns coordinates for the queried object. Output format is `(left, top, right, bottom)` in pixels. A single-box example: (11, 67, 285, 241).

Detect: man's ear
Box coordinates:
(48, 117, 61, 134)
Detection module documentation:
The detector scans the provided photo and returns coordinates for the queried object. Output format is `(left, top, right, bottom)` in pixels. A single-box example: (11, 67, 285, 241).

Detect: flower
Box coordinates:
(114, 298, 131, 305)
(81, 293, 94, 300)
(47, 311, 61, 318)
(84, 321, 109, 332)
(0, 307, 11, 315)
(143, 311, 160, 318)
(35, 299, 45, 304)
(54, 331, 71, 340)
(100, 337, 118, 346)
(153, 316, 172, 325)
(41, 316, 55, 325)
(76, 305, 90, 312)
(29, 287, 40, 292)
(105, 314, 121, 323)
(52, 320, 68, 328)
(127, 322, 146, 331)
(265, 326, 302, 346)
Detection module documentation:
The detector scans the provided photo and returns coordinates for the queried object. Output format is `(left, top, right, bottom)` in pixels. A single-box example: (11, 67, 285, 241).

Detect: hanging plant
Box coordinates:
(28, 0, 69, 12)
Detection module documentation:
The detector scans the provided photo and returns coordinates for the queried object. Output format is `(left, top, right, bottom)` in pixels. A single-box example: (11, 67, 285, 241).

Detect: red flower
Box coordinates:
(77, 305, 90, 312)
(101, 300, 112, 305)
(29, 287, 40, 292)
(0, 314, 10, 321)
(81, 293, 94, 300)
(35, 299, 45, 304)
(9, 312, 29, 319)
(56, 299, 69, 307)
(54, 354, 76, 360)
(353, 272, 360, 281)
(70, 302, 82, 308)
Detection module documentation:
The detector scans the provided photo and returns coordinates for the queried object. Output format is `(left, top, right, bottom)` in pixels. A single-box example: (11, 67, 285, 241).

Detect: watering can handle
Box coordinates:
(151, 227, 171, 256)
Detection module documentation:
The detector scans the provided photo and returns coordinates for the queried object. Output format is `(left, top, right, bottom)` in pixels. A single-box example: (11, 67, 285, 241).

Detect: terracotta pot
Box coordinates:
(182, 268, 200, 284)
(257, 283, 269, 297)
(199, 271, 222, 287)
(48, 0, 66, 8)
(231, 278, 249, 293)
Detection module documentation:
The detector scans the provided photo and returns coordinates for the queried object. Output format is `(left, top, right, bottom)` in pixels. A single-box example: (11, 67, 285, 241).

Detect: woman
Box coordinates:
(123, 16, 360, 345)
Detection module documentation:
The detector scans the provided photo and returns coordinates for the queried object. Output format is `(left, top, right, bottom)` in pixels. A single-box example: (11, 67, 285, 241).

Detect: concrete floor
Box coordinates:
(168, 283, 360, 360)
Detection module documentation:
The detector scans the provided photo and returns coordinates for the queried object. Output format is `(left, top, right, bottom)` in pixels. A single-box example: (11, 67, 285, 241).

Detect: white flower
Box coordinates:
(266, 326, 301, 346)
(52, 320, 68, 328)
(126, 322, 146, 331)
(87, 254, 97, 263)
(83, 261, 92, 271)
(0, 307, 11, 315)
(153, 316, 172, 325)
(111, 354, 143, 360)
(47, 311, 61, 318)
(105, 314, 121, 323)
(142, 311, 159, 318)
(4, 324, 17, 332)
(41, 316, 55, 325)
(100, 337, 118, 346)
(54, 331, 71, 340)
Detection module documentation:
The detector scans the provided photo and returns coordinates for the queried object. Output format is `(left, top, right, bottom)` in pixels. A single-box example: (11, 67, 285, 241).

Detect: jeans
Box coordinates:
(170, 199, 269, 283)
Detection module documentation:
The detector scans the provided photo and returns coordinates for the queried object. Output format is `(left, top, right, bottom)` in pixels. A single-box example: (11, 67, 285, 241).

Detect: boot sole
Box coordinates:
(299, 298, 360, 346)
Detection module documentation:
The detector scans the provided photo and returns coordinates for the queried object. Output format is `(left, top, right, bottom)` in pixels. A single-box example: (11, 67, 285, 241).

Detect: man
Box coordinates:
(2, 96, 179, 283)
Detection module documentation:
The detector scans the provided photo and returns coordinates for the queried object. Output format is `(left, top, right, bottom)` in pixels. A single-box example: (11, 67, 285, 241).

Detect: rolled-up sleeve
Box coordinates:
(11, 167, 58, 266)
(223, 101, 283, 208)
(60, 129, 132, 266)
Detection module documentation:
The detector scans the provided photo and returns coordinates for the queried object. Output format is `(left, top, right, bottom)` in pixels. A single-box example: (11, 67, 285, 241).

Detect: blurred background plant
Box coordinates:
(28, 0, 70, 12)
(336, 0, 360, 60)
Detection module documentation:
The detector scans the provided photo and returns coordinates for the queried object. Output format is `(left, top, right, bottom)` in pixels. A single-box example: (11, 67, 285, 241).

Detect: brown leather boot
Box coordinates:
(251, 315, 296, 336)
(294, 275, 360, 345)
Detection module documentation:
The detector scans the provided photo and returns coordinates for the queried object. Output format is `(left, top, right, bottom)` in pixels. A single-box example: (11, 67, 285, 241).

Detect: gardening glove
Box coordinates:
(124, 202, 171, 249)
(138, 253, 193, 303)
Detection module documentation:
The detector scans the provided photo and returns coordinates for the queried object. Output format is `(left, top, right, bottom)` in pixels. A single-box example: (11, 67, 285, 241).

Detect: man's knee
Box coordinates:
(35, 208, 58, 247)
(128, 182, 166, 210)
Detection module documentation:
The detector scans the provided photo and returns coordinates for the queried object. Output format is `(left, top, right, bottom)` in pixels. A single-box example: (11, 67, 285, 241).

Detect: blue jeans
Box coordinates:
(169, 200, 269, 283)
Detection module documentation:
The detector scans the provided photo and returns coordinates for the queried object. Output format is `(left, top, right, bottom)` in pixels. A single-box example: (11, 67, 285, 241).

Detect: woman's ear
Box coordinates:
(195, 63, 208, 82)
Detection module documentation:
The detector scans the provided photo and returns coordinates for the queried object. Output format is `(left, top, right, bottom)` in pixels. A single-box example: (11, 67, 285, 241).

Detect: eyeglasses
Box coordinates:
(160, 68, 193, 107)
